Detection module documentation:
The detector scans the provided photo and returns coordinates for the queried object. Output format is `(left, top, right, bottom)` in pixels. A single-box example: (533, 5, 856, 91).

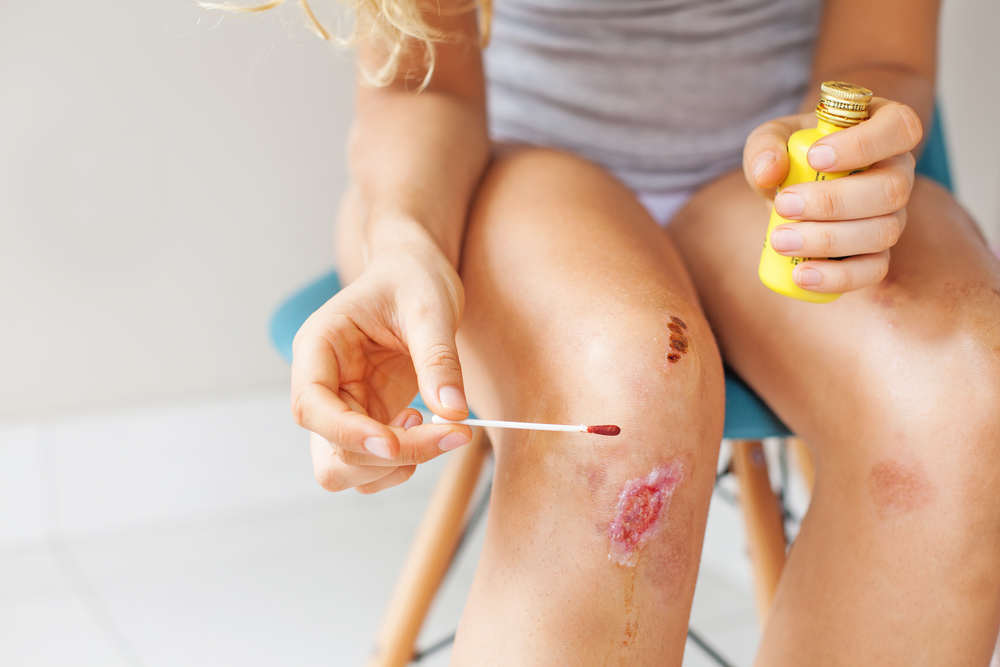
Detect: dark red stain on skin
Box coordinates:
(868, 460, 935, 518)
(622, 566, 638, 647)
(587, 424, 621, 436)
(670, 316, 687, 329)
(667, 322, 685, 335)
(667, 352, 682, 363)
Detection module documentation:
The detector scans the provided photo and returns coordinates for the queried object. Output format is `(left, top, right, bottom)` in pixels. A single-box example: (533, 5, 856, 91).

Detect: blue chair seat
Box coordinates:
(270, 108, 952, 441)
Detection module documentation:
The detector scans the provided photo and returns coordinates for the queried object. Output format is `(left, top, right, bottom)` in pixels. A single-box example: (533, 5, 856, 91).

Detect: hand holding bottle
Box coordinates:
(743, 87, 923, 298)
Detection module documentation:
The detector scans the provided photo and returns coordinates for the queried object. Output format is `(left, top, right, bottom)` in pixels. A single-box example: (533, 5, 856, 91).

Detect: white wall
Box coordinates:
(1, 1, 997, 421)
(2, 2, 354, 420)
(939, 0, 1000, 245)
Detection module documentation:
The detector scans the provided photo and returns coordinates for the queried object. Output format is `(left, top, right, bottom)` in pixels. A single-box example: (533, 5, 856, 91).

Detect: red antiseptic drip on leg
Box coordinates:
(608, 462, 685, 567)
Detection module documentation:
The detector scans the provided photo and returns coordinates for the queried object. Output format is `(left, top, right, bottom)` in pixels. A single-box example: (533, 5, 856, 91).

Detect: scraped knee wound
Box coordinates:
(607, 462, 685, 566)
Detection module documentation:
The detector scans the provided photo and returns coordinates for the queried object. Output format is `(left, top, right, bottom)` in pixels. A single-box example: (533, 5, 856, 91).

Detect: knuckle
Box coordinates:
(336, 448, 369, 467)
(882, 170, 911, 210)
(874, 252, 891, 284)
(893, 103, 924, 148)
(398, 447, 427, 466)
(815, 187, 840, 218)
(826, 268, 850, 292)
(314, 463, 349, 492)
(817, 226, 837, 255)
(356, 481, 381, 495)
(896, 207, 909, 232)
(848, 131, 876, 166)
(421, 342, 461, 372)
(879, 214, 904, 249)
(411, 297, 434, 320)
(291, 385, 313, 428)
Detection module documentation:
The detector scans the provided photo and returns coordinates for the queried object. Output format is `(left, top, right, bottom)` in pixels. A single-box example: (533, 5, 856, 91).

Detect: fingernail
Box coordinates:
(770, 228, 804, 252)
(437, 385, 467, 413)
(403, 414, 421, 430)
(794, 267, 822, 287)
(808, 144, 836, 170)
(364, 436, 392, 459)
(775, 191, 805, 217)
(438, 431, 470, 452)
(753, 151, 776, 183)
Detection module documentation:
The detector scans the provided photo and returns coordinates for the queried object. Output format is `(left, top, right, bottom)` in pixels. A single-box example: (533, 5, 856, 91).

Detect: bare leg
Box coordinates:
(670, 172, 1000, 665)
(448, 148, 725, 664)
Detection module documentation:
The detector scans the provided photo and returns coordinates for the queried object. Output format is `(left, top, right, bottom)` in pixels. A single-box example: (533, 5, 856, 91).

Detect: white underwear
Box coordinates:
(637, 190, 696, 228)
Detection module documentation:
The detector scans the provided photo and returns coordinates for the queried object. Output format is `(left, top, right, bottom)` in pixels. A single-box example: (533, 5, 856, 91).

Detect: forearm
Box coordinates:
(348, 87, 489, 270)
(800, 0, 939, 153)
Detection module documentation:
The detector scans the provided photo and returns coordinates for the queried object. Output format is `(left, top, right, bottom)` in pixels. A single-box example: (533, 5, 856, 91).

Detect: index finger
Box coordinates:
(806, 97, 923, 173)
(290, 312, 399, 460)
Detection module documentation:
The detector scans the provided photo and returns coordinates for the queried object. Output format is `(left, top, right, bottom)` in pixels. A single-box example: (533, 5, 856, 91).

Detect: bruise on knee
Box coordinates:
(868, 459, 935, 518)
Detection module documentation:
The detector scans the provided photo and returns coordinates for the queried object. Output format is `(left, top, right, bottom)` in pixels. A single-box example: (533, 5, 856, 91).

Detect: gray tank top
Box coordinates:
(485, 0, 823, 194)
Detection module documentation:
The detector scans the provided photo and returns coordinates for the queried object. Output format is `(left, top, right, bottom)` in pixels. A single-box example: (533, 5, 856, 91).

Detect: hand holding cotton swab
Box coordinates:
(430, 415, 620, 436)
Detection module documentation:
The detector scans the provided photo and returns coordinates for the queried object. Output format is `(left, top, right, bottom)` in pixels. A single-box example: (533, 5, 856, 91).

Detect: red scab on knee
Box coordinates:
(868, 459, 935, 518)
(608, 462, 685, 566)
(665, 315, 690, 364)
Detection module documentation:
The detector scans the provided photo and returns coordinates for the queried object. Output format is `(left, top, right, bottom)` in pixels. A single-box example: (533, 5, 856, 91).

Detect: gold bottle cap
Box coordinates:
(815, 81, 874, 127)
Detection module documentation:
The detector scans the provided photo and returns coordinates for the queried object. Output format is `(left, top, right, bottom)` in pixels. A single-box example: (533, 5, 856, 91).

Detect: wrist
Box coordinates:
(363, 219, 465, 317)
(366, 213, 458, 266)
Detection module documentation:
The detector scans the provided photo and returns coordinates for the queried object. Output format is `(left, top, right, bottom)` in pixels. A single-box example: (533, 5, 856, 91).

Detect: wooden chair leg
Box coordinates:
(730, 439, 787, 626)
(789, 437, 816, 494)
(368, 427, 491, 667)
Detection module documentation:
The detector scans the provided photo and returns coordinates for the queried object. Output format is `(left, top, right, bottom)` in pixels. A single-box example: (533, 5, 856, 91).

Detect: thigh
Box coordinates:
(668, 171, 1000, 453)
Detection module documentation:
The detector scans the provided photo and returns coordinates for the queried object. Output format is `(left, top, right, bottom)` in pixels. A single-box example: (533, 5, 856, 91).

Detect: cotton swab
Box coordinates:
(430, 415, 620, 436)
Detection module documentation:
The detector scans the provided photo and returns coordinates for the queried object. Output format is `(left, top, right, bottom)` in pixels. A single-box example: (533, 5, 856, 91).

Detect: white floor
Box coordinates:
(1, 391, 803, 666)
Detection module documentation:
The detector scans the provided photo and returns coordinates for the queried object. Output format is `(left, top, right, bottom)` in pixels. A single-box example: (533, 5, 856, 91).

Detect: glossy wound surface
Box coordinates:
(608, 462, 684, 566)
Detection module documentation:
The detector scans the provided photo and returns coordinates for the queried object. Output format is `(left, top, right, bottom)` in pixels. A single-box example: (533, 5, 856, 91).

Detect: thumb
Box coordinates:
(403, 307, 469, 420)
(742, 114, 809, 196)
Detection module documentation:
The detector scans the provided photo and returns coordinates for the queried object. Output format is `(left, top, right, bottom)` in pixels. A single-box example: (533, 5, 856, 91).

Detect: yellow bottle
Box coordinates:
(758, 81, 874, 303)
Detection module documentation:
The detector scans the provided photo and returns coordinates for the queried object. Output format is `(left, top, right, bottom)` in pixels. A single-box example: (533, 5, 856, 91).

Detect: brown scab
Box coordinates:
(666, 315, 691, 364)
(868, 459, 934, 518)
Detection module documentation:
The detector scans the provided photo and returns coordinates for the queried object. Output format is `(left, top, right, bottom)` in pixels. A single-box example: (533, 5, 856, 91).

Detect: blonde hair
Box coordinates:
(200, 0, 492, 90)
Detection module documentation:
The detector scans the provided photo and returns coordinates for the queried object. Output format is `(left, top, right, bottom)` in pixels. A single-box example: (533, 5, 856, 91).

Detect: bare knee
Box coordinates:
(851, 316, 1000, 545)
(490, 301, 724, 580)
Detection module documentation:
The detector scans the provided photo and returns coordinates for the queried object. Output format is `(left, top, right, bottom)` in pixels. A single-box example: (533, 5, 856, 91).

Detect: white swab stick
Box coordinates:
(430, 415, 621, 436)
(431, 415, 586, 432)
